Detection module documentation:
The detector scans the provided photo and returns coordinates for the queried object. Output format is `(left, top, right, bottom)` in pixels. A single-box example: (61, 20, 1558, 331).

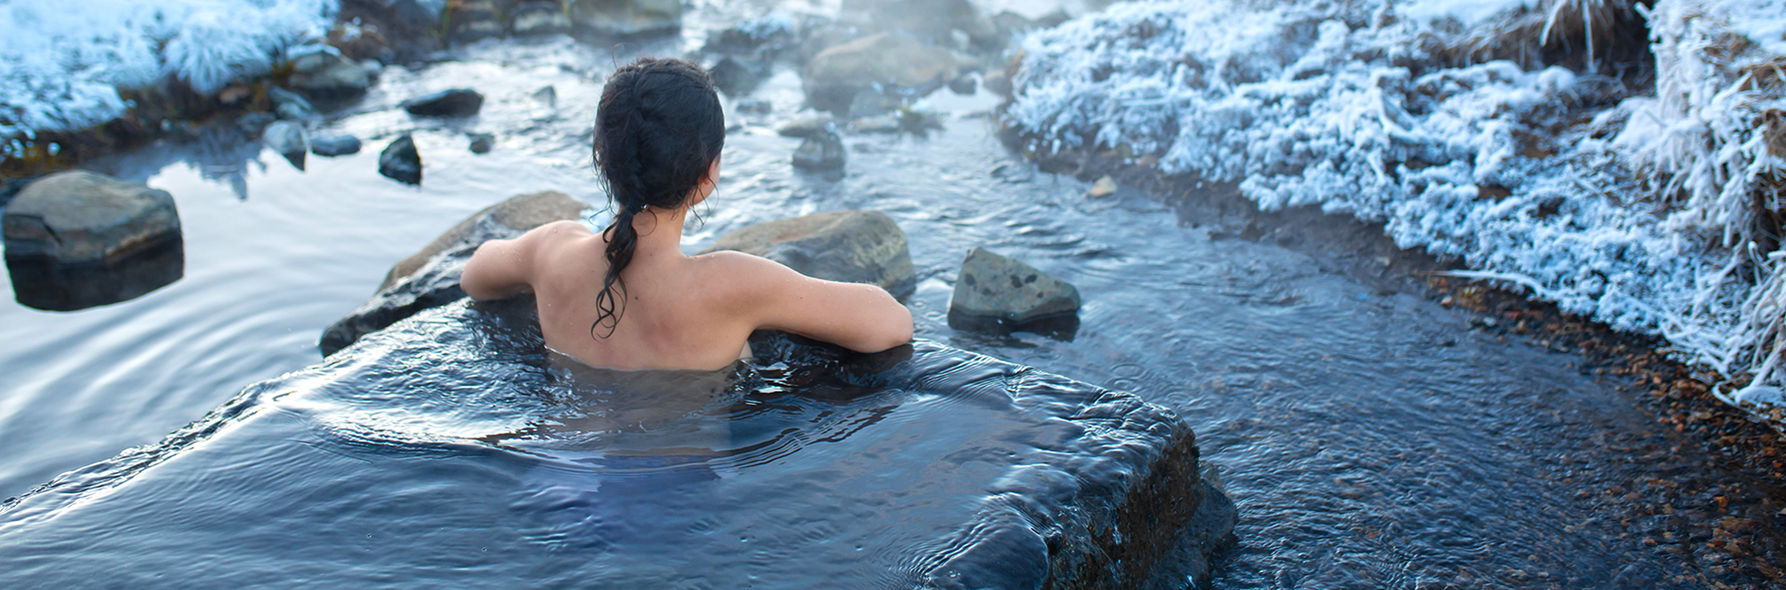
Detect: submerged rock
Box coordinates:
(702, 209, 914, 298)
(378, 135, 423, 185)
(319, 191, 586, 356)
(791, 129, 846, 171)
(948, 247, 1081, 334)
(2, 171, 182, 267)
(802, 33, 958, 114)
(310, 134, 363, 157)
(402, 89, 485, 117)
(262, 121, 308, 170)
(565, 0, 681, 37)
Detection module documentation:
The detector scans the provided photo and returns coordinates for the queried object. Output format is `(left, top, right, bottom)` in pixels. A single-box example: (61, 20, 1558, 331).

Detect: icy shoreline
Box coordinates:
(1005, 0, 1786, 415)
(0, 0, 339, 158)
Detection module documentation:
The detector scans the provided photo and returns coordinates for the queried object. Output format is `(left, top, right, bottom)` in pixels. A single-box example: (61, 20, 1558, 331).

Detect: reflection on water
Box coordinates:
(6, 240, 184, 311)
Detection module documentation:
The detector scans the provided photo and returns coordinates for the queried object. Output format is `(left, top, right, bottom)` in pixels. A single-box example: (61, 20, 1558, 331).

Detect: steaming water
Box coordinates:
(3, 4, 1783, 588)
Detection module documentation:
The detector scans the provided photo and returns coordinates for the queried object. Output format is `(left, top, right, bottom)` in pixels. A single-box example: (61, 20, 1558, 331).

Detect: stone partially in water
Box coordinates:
(2, 171, 182, 267)
(791, 129, 846, 171)
(776, 113, 835, 138)
(801, 33, 957, 115)
(702, 210, 915, 299)
(510, 2, 572, 36)
(402, 89, 485, 117)
(310, 134, 363, 157)
(262, 121, 308, 170)
(285, 50, 371, 100)
(949, 247, 1081, 335)
(467, 132, 495, 154)
(319, 191, 587, 356)
(5, 241, 184, 312)
(565, 0, 681, 38)
(378, 135, 423, 185)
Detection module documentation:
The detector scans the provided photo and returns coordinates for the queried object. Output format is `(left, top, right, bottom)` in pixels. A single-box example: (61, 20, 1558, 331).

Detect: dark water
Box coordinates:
(3, 1, 1783, 587)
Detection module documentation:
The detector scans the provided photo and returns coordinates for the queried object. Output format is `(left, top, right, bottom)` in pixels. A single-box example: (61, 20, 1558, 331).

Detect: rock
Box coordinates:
(378, 135, 423, 185)
(530, 85, 558, 107)
(701, 209, 913, 298)
(791, 129, 846, 171)
(1087, 175, 1118, 198)
(310, 134, 363, 157)
(706, 55, 764, 96)
(262, 121, 308, 170)
(982, 69, 1012, 97)
(510, 1, 572, 36)
(467, 132, 494, 154)
(703, 15, 795, 54)
(948, 73, 977, 95)
(802, 33, 957, 114)
(402, 88, 485, 117)
(235, 111, 276, 135)
(445, 0, 503, 42)
(2, 171, 182, 267)
(565, 0, 681, 37)
(948, 247, 1081, 333)
(777, 113, 835, 138)
(268, 87, 317, 120)
(735, 98, 772, 114)
(319, 190, 586, 355)
(286, 49, 371, 100)
(850, 115, 901, 134)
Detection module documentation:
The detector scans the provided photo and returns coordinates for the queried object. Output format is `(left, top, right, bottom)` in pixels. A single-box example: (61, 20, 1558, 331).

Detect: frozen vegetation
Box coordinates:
(1007, 0, 1786, 414)
(0, 0, 338, 156)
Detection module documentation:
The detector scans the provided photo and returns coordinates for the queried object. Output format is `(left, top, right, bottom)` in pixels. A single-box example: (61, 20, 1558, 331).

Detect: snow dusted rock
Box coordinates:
(286, 50, 371, 100)
(2, 171, 181, 267)
(948, 247, 1080, 334)
(791, 129, 846, 171)
(402, 89, 485, 117)
(565, 0, 681, 38)
(378, 135, 423, 185)
(801, 33, 957, 115)
(262, 121, 308, 170)
(702, 210, 915, 298)
(310, 134, 363, 157)
(320, 190, 585, 355)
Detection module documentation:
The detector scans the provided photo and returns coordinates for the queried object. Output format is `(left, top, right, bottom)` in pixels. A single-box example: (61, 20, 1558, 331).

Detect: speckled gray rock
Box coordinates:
(702, 209, 913, 298)
(802, 33, 957, 114)
(319, 190, 586, 355)
(791, 129, 845, 171)
(949, 247, 1081, 328)
(2, 171, 181, 266)
(565, 0, 681, 37)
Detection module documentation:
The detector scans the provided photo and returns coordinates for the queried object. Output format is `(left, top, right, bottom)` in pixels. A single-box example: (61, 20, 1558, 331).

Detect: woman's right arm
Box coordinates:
(710, 251, 913, 353)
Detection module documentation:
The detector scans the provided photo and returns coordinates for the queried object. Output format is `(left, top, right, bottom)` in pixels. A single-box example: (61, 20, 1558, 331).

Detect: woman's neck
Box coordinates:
(626, 206, 690, 262)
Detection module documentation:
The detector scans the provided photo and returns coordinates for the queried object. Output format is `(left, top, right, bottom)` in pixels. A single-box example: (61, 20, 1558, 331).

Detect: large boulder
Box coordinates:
(948, 247, 1082, 335)
(702, 210, 913, 298)
(801, 33, 958, 114)
(564, 0, 681, 38)
(2, 171, 181, 267)
(319, 191, 586, 355)
(0, 296, 1233, 588)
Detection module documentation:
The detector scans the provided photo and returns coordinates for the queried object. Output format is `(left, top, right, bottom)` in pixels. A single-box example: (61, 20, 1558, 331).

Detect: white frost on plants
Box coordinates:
(0, 0, 337, 152)
(1008, 0, 1786, 414)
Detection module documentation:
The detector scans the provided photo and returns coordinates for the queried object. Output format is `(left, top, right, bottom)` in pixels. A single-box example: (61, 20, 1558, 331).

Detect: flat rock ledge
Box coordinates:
(2, 296, 1233, 588)
(318, 190, 585, 356)
(702, 209, 914, 298)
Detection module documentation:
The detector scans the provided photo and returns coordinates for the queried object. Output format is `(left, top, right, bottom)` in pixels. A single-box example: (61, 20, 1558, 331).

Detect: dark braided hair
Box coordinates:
(590, 57, 725, 338)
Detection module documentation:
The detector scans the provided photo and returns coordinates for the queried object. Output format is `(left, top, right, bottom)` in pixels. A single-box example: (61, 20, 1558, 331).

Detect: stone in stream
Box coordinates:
(801, 33, 958, 115)
(2, 171, 185, 311)
(842, 0, 999, 50)
(791, 129, 846, 172)
(510, 1, 573, 36)
(444, 0, 503, 42)
(285, 49, 371, 100)
(565, 0, 681, 37)
(948, 247, 1082, 337)
(262, 121, 308, 170)
(310, 134, 363, 157)
(701, 209, 915, 299)
(268, 87, 317, 120)
(378, 135, 423, 185)
(1087, 175, 1118, 198)
(467, 132, 495, 154)
(319, 191, 586, 356)
(776, 113, 835, 138)
(706, 55, 765, 96)
(402, 89, 485, 117)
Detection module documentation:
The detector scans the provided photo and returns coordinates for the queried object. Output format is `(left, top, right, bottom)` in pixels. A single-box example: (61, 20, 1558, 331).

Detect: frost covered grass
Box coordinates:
(1006, 0, 1786, 416)
(0, 0, 338, 159)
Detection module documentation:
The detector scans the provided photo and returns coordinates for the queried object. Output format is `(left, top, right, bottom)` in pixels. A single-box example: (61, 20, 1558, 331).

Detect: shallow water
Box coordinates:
(3, 2, 1784, 588)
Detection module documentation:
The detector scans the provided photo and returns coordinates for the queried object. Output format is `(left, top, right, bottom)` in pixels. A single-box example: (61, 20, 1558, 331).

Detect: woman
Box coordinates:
(460, 57, 912, 370)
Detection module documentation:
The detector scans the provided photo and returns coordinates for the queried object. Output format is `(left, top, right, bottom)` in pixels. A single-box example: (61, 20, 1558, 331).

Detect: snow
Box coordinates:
(0, 0, 337, 155)
(1007, 0, 1786, 413)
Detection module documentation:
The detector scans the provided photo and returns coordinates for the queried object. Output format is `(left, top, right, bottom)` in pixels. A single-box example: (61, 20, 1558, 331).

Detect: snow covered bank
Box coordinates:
(0, 0, 338, 159)
(1006, 0, 1786, 413)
